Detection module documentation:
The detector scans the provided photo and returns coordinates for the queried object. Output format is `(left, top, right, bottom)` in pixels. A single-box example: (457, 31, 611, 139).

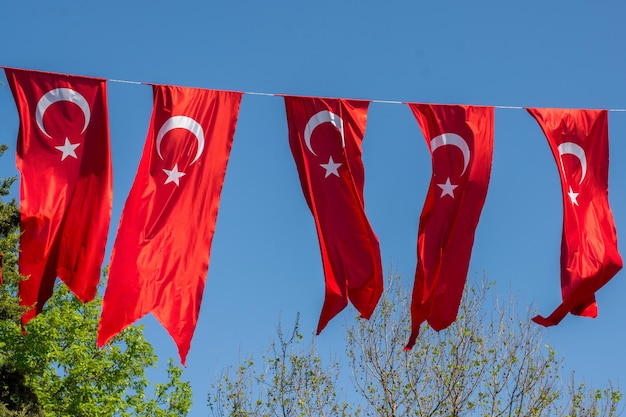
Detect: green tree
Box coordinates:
(0, 144, 192, 416)
(208, 272, 622, 417)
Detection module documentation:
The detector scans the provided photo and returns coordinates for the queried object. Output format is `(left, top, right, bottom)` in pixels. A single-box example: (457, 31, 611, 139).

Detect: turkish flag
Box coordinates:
(406, 104, 493, 349)
(98, 85, 241, 364)
(4, 68, 112, 326)
(528, 108, 622, 326)
(285, 96, 383, 334)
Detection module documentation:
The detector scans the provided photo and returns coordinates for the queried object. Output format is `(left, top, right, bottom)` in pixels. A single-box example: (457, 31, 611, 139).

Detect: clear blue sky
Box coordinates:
(2, 1, 626, 415)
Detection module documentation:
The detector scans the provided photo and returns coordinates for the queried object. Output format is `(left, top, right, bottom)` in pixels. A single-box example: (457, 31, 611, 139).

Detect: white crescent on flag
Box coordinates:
(156, 116, 206, 165)
(35, 88, 91, 138)
(557, 142, 587, 185)
(303, 110, 345, 156)
(430, 133, 471, 176)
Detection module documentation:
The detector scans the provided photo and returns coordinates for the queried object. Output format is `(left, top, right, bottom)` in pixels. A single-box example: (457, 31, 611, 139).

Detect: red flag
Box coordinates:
(406, 104, 493, 349)
(527, 108, 622, 326)
(285, 96, 383, 334)
(98, 85, 241, 364)
(5, 68, 112, 326)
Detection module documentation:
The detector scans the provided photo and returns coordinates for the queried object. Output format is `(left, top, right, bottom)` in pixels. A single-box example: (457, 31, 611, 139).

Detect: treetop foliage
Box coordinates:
(209, 272, 623, 417)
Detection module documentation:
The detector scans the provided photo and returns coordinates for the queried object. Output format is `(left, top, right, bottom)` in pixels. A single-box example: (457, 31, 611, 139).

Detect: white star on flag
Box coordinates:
(163, 164, 186, 186)
(437, 177, 458, 198)
(320, 156, 342, 178)
(568, 186, 579, 206)
(55, 137, 80, 161)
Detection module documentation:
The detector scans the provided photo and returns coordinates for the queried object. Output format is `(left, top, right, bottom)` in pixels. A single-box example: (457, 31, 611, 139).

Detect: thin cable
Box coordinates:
(243, 91, 276, 97)
(108, 78, 144, 85)
(371, 99, 405, 105)
(7, 67, 626, 112)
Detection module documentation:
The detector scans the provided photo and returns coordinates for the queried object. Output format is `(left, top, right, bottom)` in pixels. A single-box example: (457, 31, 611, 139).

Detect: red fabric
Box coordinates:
(284, 96, 383, 334)
(406, 104, 493, 349)
(98, 85, 241, 364)
(528, 108, 622, 326)
(5, 68, 112, 326)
